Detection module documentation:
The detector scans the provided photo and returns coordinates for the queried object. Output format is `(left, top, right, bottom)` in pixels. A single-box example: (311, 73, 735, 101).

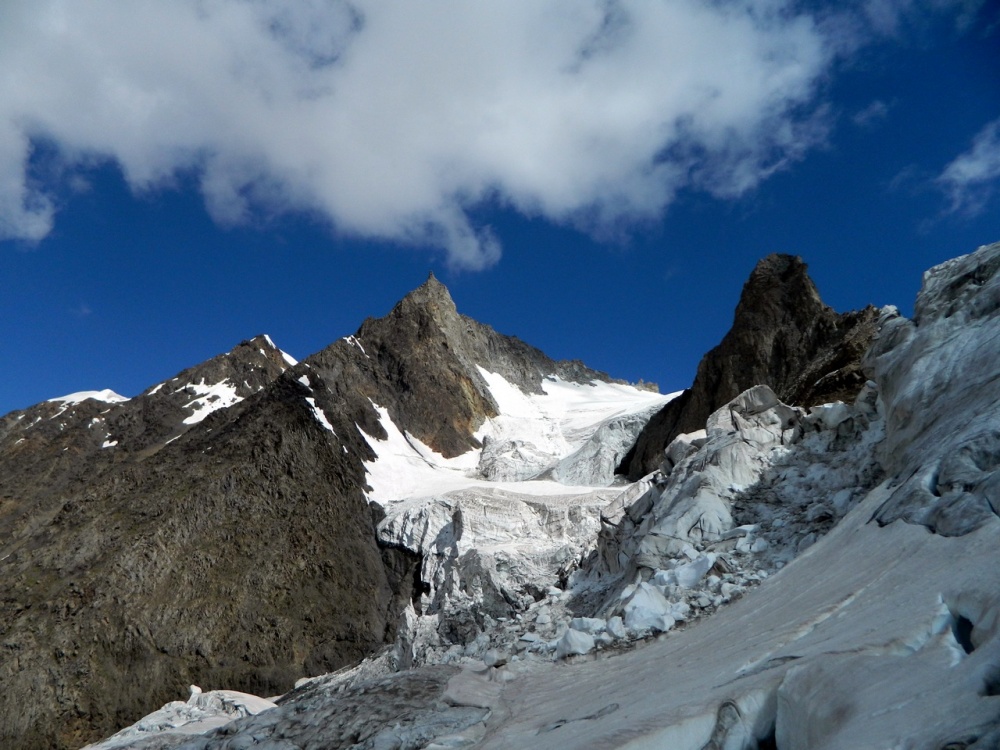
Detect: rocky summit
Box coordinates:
(4, 242, 1000, 750)
(619, 253, 879, 480)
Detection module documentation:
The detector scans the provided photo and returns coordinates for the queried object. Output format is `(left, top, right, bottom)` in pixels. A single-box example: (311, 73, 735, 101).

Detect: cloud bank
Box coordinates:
(1, 1, 847, 267)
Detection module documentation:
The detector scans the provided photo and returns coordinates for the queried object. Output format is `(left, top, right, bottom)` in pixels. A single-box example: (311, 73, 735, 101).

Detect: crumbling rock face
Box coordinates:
(620, 254, 879, 480)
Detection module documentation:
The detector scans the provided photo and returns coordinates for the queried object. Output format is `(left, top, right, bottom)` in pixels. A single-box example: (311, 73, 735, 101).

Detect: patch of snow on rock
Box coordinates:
(305, 397, 336, 434)
(261, 333, 299, 367)
(343, 334, 368, 356)
(179, 379, 243, 425)
(47, 389, 129, 405)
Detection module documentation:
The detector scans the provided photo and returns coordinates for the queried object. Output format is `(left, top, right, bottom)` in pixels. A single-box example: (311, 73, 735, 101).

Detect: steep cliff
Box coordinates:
(619, 254, 879, 479)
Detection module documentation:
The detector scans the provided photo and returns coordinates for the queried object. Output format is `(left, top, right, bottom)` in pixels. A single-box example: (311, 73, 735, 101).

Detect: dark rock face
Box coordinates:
(306, 273, 613, 459)
(0, 343, 399, 750)
(619, 255, 879, 480)
(0, 275, 618, 749)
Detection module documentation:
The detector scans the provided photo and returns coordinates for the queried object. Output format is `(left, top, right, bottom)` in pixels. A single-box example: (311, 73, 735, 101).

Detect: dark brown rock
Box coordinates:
(0, 377, 398, 750)
(0, 275, 622, 749)
(619, 254, 879, 480)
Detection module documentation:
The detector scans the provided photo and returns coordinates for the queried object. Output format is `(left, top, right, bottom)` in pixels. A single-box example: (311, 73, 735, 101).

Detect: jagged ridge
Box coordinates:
(619, 254, 879, 480)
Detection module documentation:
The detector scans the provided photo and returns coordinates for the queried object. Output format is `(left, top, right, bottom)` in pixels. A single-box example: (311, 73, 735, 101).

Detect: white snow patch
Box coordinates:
(181, 380, 243, 425)
(45, 389, 128, 420)
(361, 375, 675, 503)
(344, 335, 368, 356)
(360, 403, 482, 503)
(101, 440, 118, 449)
(360, 400, 626, 506)
(478, 370, 676, 458)
(478, 369, 674, 445)
(261, 334, 299, 367)
(298, 375, 311, 388)
(473, 370, 677, 485)
(305, 398, 336, 434)
(48, 389, 128, 406)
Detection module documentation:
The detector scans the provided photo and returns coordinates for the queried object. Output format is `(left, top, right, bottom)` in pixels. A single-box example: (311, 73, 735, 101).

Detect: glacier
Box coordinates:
(83, 241, 1000, 749)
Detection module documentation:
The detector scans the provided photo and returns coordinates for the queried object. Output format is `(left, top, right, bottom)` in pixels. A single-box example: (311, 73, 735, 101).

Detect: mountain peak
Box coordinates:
(738, 253, 825, 317)
(398, 271, 456, 314)
(620, 252, 879, 479)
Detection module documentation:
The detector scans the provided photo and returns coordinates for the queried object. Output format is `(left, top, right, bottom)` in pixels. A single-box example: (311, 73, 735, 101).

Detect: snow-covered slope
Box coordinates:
(362, 372, 674, 500)
(83, 241, 1000, 749)
(361, 371, 677, 668)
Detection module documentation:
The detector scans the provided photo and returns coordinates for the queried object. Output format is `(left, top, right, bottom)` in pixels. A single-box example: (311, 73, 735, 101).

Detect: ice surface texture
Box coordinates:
(84, 242, 1000, 750)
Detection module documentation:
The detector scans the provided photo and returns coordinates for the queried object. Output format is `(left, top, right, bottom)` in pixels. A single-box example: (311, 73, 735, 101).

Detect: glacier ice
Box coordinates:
(87, 242, 1000, 750)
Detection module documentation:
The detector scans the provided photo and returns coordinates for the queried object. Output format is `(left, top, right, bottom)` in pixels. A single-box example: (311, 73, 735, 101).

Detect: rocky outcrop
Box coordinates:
(0, 375, 400, 750)
(0, 335, 292, 512)
(619, 254, 879, 480)
(0, 275, 628, 750)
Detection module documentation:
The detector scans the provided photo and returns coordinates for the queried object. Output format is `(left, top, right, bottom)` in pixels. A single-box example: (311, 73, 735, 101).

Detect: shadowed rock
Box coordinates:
(619, 255, 879, 480)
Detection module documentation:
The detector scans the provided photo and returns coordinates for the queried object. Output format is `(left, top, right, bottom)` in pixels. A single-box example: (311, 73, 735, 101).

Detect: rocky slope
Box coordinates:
(0, 275, 639, 750)
(0, 343, 398, 750)
(80, 240, 1000, 750)
(619, 254, 879, 479)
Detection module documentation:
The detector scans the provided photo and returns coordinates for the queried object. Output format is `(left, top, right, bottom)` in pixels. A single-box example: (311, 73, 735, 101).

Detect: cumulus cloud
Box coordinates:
(938, 117, 1000, 215)
(0, 0, 846, 268)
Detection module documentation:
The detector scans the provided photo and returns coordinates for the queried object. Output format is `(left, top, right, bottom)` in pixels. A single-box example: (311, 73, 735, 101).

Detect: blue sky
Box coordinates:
(1, 0, 999, 416)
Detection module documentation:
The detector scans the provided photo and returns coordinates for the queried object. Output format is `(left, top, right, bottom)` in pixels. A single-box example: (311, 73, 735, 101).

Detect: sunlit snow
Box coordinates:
(476, 368, 677, 456)
(181, 380, 242, 425)
(45, 389, 129, 419)
(304, 397, 336, 434)
(360, 373, 676, 504)
(47, 389, 128, 406)
(343, 335, 368, 357)
(262, 333, 298, 367)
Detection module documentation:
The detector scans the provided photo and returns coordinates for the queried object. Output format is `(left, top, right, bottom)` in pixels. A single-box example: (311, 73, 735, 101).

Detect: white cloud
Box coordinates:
(0, 0, 845, 268)
(938, 117, 1000, 215)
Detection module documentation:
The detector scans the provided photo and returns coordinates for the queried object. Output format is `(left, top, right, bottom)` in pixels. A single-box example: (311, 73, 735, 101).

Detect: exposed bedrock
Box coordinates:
(620, 253, 879, 480)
